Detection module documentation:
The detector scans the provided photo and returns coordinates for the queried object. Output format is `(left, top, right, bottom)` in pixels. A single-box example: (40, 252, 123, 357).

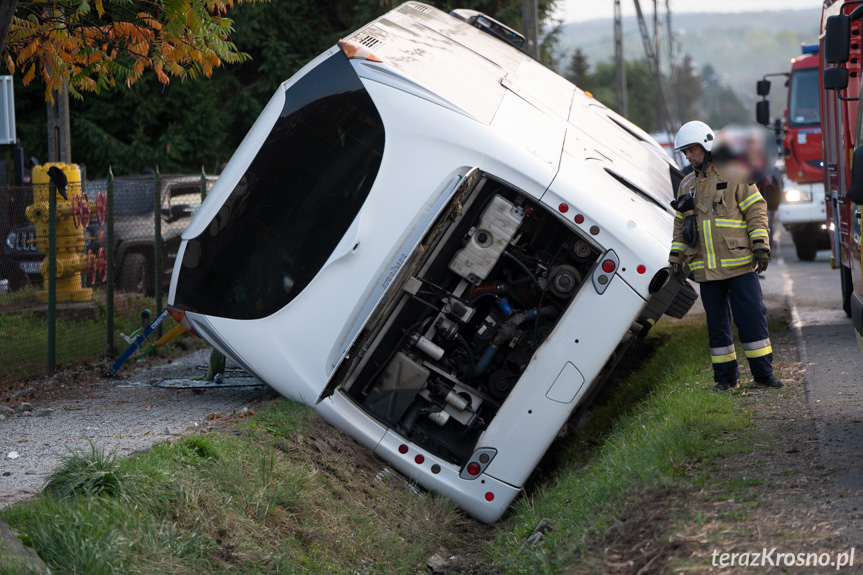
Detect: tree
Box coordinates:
(672, 55, 703, 123)
(591, 59, 657, 131)
(565, 47, 590, 89)
(4, 0, 257, 100)
(700, 64, 747, 128)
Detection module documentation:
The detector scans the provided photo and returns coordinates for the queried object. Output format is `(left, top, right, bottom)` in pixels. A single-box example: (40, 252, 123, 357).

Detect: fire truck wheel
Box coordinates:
(841, 264, 853, 318)
(792, 236, 817, 261)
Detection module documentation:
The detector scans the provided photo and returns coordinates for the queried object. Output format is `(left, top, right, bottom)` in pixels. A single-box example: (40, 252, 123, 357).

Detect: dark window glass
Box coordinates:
(173, 53, 386, 319)
(788, 68, 820, 127)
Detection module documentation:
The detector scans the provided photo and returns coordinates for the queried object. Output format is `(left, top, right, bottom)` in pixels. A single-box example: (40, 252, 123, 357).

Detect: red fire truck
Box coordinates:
(820, 0, 863, 346)
(757, 45, 830, 262)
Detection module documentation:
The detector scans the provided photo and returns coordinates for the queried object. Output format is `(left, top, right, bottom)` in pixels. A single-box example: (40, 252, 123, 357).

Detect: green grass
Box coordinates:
(0, 407, 475, 575)
(0, 316, 768, 574)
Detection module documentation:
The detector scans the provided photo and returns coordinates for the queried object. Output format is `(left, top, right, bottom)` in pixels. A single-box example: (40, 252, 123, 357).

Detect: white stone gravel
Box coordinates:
(0, 349, 274, 508)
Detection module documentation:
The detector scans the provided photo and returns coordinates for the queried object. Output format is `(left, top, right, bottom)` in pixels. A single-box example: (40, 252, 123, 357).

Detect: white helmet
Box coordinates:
(674, 120, 715, 152)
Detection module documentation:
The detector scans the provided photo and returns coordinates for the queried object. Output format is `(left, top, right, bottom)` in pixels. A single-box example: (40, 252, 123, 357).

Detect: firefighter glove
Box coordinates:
(671, 262, 688, 282)
(753, 249, 770, 274)
(670, 196, 698, 248)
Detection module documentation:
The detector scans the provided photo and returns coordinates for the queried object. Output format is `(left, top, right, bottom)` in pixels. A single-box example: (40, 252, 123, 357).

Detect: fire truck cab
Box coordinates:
(758, 45, 830, 262)
(820, 1, 863, 347)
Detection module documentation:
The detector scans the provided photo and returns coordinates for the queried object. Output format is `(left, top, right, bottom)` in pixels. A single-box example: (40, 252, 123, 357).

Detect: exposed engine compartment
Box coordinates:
(340, 173, 601, 465)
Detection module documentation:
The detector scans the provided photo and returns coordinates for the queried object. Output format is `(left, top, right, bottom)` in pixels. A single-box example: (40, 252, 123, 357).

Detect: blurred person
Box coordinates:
(760, 164, 783, 244)
(711, 123, 778, 185)
(668, 120, 783, 391)
(711, 124, 783, 246)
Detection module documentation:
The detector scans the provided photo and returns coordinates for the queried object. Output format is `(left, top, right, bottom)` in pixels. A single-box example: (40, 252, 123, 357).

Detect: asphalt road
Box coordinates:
(769, 230, 863, 484)
(763, 226, 863, 538)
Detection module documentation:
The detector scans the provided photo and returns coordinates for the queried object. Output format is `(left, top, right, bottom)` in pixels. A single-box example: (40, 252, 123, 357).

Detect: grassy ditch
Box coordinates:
(0, 315, 777, 574)
(0, 402, 484, 575)
(486, 316, 761, 574)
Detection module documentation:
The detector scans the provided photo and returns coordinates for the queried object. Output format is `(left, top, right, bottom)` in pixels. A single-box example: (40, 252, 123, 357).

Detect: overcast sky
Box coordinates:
(557, 0, 821, 23)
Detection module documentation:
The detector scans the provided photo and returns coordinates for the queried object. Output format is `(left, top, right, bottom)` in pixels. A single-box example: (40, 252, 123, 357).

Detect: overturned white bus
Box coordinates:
(167, 2, 696, 523)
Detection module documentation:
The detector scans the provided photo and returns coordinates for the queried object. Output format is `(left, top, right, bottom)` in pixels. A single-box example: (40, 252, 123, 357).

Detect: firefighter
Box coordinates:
(668, 121, 783, 391)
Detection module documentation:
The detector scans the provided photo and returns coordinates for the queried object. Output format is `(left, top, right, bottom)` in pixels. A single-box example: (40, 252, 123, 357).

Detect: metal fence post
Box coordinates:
(106, 167, 115, 356)
(80, 165, 86, 289)
(200, 166, 207, 201)
(153, 167, 162, 340)
(47, 175, 57, 373)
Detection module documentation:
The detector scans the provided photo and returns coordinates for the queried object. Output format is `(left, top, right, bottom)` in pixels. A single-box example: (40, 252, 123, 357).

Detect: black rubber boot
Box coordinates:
(754, 374, 784, 388)
(713, 380, 740, 391)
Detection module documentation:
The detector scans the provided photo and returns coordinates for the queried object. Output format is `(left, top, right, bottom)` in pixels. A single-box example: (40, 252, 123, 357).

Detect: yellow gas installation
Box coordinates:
(26, 163, 105, 303)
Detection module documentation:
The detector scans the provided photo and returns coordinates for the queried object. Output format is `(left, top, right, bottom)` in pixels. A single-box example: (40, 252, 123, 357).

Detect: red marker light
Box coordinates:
(559, 203, 569, 213)
(637, 265, 646, 274)
(398, 444, 408, 454)
(415, 454, 425, 464)
(485, 492, 495, 501)
(601, 259, 616, 273)
(574, 214, 584, 224)
(467, 462, 481, 476)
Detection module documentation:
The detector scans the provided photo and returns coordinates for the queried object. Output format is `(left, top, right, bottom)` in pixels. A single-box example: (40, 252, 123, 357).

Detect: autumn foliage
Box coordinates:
(4, 0, 254, 100)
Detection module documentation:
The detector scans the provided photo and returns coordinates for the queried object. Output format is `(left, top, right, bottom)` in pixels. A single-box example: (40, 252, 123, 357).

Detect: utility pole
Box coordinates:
(653, 0, 663, 130)
(665, 0, 679, 127)
(614, 0, 628, 117)
(46, 80, 71, 164)
(46, 4, 72, 164)
(633, 0, 674, 134)
(653, 0, 659, 66)
(522, 0, 540, 59)
(666, 0, 673, 72)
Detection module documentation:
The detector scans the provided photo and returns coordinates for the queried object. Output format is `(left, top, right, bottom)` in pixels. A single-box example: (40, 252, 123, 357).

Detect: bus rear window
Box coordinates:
(173, 52, 385, 319)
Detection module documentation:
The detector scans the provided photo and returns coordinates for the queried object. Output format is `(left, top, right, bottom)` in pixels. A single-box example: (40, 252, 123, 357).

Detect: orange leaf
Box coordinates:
(154, 65, 169, 84)
(23, 63, 35, 84)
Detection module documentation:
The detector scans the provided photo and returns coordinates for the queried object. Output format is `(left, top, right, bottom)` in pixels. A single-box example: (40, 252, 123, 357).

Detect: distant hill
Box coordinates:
(555, 9, 822, 121)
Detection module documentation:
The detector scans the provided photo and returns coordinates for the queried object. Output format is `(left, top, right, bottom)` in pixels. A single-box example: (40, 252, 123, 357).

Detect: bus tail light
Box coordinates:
(459, 448, 497, 480)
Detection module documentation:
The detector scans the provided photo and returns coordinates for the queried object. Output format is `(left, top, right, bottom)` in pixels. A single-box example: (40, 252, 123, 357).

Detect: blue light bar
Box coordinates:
(801, 43, 819, 55)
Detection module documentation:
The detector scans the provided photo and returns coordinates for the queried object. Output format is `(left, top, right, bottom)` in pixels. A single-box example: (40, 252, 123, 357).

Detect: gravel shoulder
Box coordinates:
(0, 349, 275, 507)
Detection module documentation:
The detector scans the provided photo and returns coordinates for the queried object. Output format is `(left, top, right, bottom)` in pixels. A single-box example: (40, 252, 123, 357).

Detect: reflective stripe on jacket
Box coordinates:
(668, 164, 770, 283)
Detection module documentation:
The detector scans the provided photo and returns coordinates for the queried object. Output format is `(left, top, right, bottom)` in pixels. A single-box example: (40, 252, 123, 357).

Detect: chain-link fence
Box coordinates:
(0, 167, 216, 386)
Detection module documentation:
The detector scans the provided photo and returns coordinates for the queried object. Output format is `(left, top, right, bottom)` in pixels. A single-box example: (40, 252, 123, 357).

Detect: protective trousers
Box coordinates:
(699, 272, 773, 384)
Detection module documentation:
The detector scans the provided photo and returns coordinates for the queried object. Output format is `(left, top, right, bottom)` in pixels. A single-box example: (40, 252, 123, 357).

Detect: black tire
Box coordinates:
(841, 264, 853, 318)
(793, 233, 817, 261)
(119, 253, 153, 296)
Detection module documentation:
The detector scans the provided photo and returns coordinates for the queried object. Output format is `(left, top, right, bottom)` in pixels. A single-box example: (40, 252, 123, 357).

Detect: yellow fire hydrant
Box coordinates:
(26, 163, 94, 303)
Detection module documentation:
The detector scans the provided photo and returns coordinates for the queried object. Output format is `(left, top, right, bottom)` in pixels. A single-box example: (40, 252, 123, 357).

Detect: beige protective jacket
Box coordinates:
(668, 163, 770, 283)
